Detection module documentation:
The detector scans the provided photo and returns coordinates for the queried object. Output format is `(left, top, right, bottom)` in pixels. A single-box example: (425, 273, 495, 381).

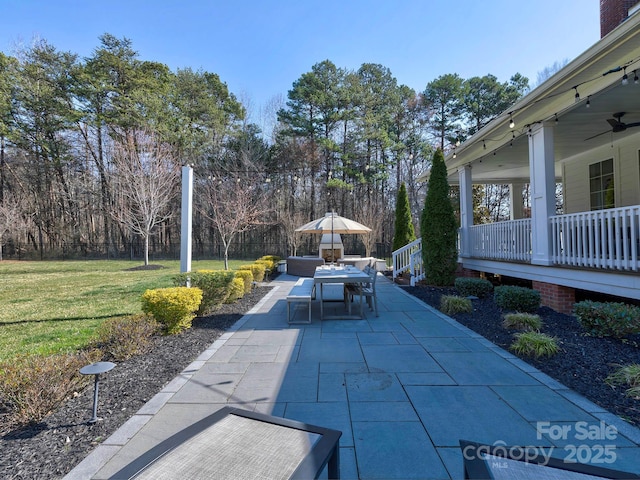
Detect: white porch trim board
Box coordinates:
(458, 257, 640, 301)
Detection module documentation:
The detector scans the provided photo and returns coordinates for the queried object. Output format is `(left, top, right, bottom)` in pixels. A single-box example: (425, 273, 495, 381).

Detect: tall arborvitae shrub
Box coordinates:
(392, 182, 416, 251)
(421, 149, 458, 285)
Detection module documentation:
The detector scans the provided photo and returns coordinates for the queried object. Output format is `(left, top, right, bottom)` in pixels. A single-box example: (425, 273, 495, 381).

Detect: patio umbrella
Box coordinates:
(295, 212, 371, 262)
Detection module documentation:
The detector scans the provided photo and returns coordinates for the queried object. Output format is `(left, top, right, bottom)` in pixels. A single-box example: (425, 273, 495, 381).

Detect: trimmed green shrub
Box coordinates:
(141, 287, 203, 335)
(574, 300, 640, 339)
(455, 277, 493, 298)
(94, 314, 160, 361)
(502, 313, 542, 331)
(174, 270, 236, 314)
(254, 259, 272, 276)
(393, 182, 416, 251)
(234, 269, 253, 293)
(225, 277, 246, 303)
(259, 255, 282, 271)
(440, 295, 472, 315)
(238, 263, 266, 282)
(421, 149, 458, 286)
(494, 286, 541, 313)
(258, 255, 281, 272)
(510, 331, 559, 358)
(0, 349, 101, 428)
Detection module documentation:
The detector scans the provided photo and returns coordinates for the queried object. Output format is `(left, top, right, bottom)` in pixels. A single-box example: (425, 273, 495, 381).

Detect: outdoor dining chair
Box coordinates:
(344, 265, 378, 316)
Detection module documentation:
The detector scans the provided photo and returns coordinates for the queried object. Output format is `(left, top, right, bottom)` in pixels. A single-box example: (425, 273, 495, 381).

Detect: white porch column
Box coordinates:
(180, 165, 193, 274)
(528, 123, 556, 265)
(509, 183, 525, 220)
(458, 165, 473, 257)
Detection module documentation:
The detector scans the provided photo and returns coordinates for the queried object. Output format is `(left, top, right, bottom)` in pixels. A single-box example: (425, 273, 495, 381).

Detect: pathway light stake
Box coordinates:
(79, 361, 116, 423)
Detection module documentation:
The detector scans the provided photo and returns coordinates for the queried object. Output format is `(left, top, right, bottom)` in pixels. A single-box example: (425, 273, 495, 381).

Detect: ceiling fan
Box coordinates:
(585, 112, 640, 141)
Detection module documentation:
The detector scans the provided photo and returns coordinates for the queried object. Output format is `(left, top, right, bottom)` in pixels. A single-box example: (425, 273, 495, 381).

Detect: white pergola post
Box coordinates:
(509, 183, 525, 220)
(458, 165, 473, 257)
(180, 165, 193, 274)
(528, 123, 556, 266)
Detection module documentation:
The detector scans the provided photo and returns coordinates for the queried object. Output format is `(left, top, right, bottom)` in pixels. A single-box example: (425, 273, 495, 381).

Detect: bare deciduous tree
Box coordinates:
(110, 129, 181, 266)
(0, 193, 26, 261)
(200, 173, 273, 270)
(279, 209, 307, 257)
(355, 202, 380, 258)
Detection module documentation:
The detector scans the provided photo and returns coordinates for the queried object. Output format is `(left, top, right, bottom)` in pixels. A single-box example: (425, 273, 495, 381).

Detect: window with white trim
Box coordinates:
(589, 158, 614, 210)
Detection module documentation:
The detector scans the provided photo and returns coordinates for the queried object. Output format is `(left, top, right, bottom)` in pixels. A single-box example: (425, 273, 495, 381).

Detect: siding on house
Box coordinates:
(562, 131, 640, 213)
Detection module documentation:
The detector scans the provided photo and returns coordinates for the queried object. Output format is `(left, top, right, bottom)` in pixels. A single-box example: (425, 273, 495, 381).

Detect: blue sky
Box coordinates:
(1, 0, 601, 114)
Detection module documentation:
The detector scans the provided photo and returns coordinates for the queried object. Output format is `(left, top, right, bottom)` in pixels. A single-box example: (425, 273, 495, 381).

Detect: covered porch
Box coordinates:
(453, 9, 640, 305)
(405, 10, 640, 309)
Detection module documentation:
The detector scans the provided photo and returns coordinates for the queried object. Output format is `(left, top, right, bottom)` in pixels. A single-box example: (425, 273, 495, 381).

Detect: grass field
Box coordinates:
(0, 259, 247, 361)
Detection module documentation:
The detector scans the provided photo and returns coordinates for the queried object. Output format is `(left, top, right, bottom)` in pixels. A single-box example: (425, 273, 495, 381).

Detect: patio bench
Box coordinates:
(287, 277, 316, 324)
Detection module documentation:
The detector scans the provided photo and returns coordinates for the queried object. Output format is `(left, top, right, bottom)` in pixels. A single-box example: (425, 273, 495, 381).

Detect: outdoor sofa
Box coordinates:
(286, 256, 325, 277)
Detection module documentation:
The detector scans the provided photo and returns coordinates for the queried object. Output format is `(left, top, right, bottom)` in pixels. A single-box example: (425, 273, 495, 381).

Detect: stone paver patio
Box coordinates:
(65, 273, 640, 479)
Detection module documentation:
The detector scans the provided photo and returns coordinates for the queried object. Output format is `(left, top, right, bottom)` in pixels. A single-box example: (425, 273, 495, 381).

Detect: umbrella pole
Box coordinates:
(331, 211, 334, 264)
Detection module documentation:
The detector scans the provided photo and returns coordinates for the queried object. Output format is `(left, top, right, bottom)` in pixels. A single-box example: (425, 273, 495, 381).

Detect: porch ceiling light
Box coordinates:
(509, 113, 515, 129)
(574, 87, 580, 103)
(622, 67, 629, 85)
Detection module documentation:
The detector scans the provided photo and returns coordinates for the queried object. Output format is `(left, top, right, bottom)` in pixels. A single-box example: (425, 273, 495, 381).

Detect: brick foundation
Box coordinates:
(532, 281, 575, 315)
(457, 265, 481, 278)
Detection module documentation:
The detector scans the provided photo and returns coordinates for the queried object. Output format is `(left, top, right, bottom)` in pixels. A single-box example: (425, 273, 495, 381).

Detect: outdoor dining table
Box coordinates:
(313, 265, 371, 320)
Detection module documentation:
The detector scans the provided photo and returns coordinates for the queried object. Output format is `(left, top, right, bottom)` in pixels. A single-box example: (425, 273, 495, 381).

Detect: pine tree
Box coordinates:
(392, 182, 416, 251)
(421, 149, 458, 285)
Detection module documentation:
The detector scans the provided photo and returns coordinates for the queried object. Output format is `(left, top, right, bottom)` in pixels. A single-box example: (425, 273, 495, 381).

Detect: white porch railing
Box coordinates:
(392, 206, 640, 278)
(392, 238, 425, 285)
(550, 206, 640, 272)
(467, 219, 532, 262)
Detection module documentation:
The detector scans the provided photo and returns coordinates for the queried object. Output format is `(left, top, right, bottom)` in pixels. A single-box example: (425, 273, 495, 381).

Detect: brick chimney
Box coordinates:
(601, 0, 639, 37)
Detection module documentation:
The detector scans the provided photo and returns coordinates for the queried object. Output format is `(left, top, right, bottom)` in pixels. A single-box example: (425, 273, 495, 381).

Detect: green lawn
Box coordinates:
(0, 259, 247, 361)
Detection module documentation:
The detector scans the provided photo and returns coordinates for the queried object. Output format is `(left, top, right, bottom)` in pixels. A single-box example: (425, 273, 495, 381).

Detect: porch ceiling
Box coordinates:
(443, 10, 640, 185)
